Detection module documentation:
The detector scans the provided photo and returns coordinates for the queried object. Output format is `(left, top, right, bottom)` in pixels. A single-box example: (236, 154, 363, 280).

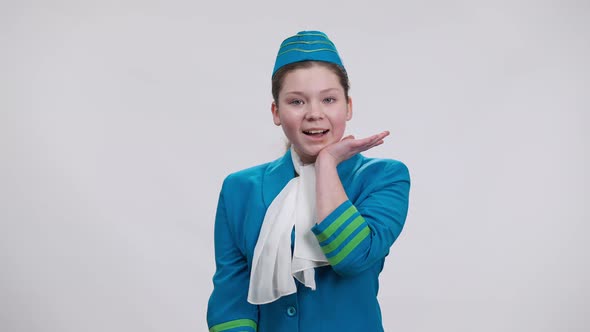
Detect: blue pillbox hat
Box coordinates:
(272, 31, 345, 77)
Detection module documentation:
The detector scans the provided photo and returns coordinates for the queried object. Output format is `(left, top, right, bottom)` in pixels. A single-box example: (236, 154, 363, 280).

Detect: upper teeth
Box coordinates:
(307, 130, 325, 134)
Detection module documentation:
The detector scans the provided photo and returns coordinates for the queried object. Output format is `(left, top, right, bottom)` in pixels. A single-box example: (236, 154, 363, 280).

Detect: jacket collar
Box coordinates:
(261, 149, 364, 208)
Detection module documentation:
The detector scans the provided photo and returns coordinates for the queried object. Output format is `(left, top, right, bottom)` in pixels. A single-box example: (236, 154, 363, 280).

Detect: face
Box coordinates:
(272, 64, 352, 164)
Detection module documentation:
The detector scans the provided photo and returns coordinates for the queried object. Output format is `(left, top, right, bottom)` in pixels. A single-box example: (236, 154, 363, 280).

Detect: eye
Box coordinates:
(323, 97, 336, 104)
(288, 99, 304, 106)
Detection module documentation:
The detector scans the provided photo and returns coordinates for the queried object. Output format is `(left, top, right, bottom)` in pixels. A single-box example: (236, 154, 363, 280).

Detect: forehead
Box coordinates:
(280, 65, 343, 94)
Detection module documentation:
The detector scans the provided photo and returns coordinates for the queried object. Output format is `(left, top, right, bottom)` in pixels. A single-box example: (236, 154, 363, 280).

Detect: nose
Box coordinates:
(305, 102, 324, 120)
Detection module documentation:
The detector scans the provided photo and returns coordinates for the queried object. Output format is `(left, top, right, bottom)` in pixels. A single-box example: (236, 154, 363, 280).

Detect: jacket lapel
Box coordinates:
(262, 149, 295, 208)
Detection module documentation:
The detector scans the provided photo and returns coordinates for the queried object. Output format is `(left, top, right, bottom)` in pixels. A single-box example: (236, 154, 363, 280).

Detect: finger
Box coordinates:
(376, 131, 390, 140)
(349, 140, 382, 154)
(347, 132, 387, 150)
(374, 139, 384, 147)
(355, 139, 381, 151)
(366, 134, 385, 146)
(342, 135, 355, 141)
(364, 138, 386, 151)
(362, 141, 383, 152)
(368, 131, 389, 142)
(373, 132, 389, 145)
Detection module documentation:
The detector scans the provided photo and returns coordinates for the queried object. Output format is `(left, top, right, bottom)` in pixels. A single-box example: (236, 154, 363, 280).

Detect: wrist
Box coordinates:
(315, 151, 339, 169)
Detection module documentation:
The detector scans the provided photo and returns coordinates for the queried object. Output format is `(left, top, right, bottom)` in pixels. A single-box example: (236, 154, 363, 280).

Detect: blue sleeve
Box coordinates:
(207, 179, 258, 331)
(311, 161, 410, 277)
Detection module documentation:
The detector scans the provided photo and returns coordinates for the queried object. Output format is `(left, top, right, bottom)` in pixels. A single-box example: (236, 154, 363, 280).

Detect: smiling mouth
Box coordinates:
(303, 129, 329, 136)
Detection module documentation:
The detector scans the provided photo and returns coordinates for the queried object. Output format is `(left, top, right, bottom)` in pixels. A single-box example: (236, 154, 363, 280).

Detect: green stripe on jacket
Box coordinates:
(209, 318, 257, 332)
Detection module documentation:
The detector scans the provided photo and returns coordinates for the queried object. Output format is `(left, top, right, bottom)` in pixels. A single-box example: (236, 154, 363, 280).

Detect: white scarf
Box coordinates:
(247, 148, 329, 305)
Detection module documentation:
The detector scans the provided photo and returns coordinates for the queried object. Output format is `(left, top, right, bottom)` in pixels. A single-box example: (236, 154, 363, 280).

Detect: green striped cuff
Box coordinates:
(312, 201, 370, 266)
(209, 318, 257, 332)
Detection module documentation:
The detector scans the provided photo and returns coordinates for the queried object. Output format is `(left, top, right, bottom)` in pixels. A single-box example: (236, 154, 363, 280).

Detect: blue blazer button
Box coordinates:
(286, 306, 297, 317)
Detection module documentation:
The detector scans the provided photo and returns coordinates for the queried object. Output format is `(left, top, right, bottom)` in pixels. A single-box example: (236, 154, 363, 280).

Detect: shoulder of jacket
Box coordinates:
(221, 161, 272, 189)
(357, 156, 410, 178)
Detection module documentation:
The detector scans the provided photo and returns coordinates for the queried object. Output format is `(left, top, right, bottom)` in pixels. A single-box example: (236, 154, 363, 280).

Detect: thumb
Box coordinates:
(342, 134, 355, 141)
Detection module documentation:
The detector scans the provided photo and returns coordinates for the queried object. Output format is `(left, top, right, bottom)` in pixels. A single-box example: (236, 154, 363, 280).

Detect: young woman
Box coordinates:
(207, 31, 410, 332)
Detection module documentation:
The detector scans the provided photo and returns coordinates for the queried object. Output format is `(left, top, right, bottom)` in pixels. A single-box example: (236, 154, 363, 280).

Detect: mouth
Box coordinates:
(303, 129, 330, 136)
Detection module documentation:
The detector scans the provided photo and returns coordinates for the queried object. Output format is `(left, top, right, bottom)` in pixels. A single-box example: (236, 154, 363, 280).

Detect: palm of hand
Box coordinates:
(319, 131, 390, 165)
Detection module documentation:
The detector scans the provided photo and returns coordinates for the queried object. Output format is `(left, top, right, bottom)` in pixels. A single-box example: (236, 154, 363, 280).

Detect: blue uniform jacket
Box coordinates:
(207, 150, 410, 332)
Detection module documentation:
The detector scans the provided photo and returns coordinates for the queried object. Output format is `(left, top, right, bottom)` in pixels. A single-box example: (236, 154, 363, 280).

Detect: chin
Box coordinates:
(291, 147, 317, 163)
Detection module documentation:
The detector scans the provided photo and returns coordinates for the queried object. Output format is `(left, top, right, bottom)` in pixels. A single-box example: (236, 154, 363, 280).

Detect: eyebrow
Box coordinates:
(320, 88, 341, 93)
(283, 88, 342, 95)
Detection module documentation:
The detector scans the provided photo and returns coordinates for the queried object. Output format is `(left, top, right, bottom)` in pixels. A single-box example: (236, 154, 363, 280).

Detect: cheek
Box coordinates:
(331, 114, 348, 133)
(279, 113, 301, 133)
(332, 127, 346, 140)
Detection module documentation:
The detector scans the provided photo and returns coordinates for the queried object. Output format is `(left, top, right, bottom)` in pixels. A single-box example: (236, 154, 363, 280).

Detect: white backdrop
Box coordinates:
(1, 1, 588, 331)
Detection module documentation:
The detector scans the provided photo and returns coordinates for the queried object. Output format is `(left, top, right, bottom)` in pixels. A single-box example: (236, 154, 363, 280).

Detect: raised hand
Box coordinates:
(317, 131, 390, 166)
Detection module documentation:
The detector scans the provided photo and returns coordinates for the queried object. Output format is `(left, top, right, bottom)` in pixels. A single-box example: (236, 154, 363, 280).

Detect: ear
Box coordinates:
(346, 96, 353, 121)
(271, 102, 281, 126)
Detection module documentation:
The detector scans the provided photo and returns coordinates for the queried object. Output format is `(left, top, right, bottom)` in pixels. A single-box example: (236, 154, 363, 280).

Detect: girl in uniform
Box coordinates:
(207, 31, 411, 332)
